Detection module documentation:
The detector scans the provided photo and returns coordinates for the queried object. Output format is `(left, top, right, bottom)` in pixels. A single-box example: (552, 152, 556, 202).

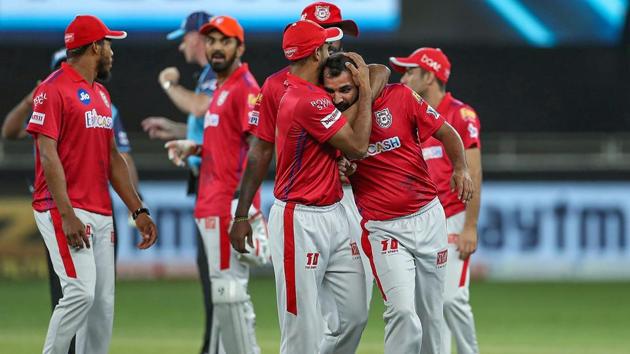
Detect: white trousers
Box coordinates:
(362, 198, 448, 354)
(268, 199, 368, 354)
(34, 208, 115, 354)
(441, 211, 480, 354)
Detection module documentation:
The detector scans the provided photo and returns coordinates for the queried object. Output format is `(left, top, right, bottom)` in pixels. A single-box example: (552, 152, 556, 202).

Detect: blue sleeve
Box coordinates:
(112, 104, 131, 153)
(196, 65, 217, 98)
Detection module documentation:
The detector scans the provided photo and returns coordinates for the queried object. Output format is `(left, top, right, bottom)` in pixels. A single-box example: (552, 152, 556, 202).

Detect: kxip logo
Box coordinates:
(314, 5, 331, 21)
(374, 108, 393, 128)
(77, 89, 91, 105)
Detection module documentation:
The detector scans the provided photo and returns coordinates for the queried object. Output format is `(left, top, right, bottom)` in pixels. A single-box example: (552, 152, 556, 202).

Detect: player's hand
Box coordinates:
(230, 219, 253, 254)
(62, 213, 90, 250)
(134, 213, 158, 249)
(158, 67, 180, 86)
(345, 52, 370, 90)
(337, 156, 357, 177)
(164, 139, 198, 167)
(456, 226, 478, 260)
(450, 168, 474, 203)
(141, 116, 181, 140)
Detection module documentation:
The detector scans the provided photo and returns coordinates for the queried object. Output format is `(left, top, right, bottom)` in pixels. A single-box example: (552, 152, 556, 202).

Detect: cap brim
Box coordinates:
(166, 28, 185, 40)
(324, 27, 343, 43)
(389, 57, 419, 73)
(105, 30, 127, 40)
(324, 20, 359, 37)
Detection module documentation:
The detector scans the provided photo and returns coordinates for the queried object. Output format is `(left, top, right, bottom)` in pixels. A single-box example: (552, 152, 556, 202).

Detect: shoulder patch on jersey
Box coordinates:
(248, 111, 259, 126)
(247, 93, 258, 108)
(33, 92, 47, 107)
(217, 91, 229, 106)
(467, 122, 479, 139)
(99, 90, 110, 109)
(321, 109, 341, 129)
(460, 107, 477, 122)
(310, 97, 333, 111)
(411, 90, 424, 104)
(254, 93, 263, 106)
(29, 112, 46, 125)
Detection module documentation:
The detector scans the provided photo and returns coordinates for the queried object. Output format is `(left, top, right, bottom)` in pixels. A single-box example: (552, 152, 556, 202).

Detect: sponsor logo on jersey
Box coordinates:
(306, 252, 320, 269)
(314, 5, 331, 21)
(437, 249, 448, 267)
(460, 107, 477, 122)
(422, 146, 443, 160)
(77, 89, 91, 105)
(468, 123, 479, 139)
(204, 112, 220, 127)
(29, 112, 46, 125)
(421, 54, 441, 72)
(320, 109, 341, 129)
(254, 93, 263, 106)
(374, 108, 393, 128)
(248, 110, 259, 126)
(311, 97, 332, 111)
(216, 91, 229, 106)
(350, 241, 360, 257)
(33, 92, 47, 107)
(381, 238, 399, 254)
(366, 136, 401, 157)
(99, 90, 110, 108)
(84, 109, 113, 129)
(426, 105, 440, 119)
(247, 93, 257, 108)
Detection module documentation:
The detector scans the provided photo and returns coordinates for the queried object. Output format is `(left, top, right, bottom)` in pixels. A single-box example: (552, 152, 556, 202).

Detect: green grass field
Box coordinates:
(1, 278, 629, 354)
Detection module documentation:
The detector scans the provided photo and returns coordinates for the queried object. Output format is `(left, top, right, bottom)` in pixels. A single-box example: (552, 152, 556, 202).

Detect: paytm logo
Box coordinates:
(367, 136, 401, 157)
(84, 109, 113, 129)
(77, 89, 91, 105)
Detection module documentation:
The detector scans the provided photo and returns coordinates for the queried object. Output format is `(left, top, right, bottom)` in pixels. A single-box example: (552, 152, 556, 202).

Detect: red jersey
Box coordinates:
(26, 63, 115, 215)
(349, 84, 445, 221)
(195, 64, 261, 218)
(274, 73, 347, 206)
(250, 66, 289, 144)
(423, 92, 481, 217)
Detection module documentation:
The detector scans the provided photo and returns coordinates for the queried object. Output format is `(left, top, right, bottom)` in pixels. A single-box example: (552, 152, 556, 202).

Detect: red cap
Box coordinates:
(389, 48, 452, 83)
(282, 20, 343, 61)
(64, 15, 127, 50)
(199, 15, 245, 43)
(300, 2, 359, 37)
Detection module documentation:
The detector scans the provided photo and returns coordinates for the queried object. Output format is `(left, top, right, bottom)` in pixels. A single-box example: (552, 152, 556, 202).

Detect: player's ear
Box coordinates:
(236, 42, 245, 58)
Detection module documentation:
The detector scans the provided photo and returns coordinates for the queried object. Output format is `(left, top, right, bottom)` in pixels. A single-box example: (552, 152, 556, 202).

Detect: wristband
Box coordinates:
(233, 216, 249, 223)
(161, 80, 174, 91)
(132, 207, 150, 220)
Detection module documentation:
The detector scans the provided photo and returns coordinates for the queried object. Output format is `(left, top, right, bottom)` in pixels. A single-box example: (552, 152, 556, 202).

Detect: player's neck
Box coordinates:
(67, 59, 97, 85)
(289, 62, 319, 85)
(215, 60, 241, 85)
(425, 89, 446, 109)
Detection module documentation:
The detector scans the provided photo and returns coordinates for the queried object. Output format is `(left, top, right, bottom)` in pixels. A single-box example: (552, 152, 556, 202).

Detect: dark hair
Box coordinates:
(66, 39, 105, 59)
(320, 52, 357, 83)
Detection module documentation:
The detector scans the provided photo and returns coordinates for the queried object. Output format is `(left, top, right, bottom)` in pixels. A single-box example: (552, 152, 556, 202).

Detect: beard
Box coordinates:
(96, 55, 111, 82)
(210, 51, 236, 73)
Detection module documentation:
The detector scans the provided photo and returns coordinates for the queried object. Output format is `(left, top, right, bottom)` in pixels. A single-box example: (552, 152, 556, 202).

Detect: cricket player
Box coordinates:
(231, 20, 373, 354)
(164, 15, 265, 354)
(230, 6, 386, 350)
(26, 15, 158, 354)
(140, 11, 219, 354)
(391, 48, 482, 354)
(322, 53, 473, 354)
(2, 47, 140, 354)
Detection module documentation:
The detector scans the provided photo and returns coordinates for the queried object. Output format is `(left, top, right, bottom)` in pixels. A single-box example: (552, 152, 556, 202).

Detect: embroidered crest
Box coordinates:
(374, 108, 393, 128)
(314, 5, 331, 21)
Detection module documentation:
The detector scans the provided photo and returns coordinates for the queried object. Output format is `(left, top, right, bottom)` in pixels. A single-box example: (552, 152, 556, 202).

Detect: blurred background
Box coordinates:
(1, 1, 630, 353)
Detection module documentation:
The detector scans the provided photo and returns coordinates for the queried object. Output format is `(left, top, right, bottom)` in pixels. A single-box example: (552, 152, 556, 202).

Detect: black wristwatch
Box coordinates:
(132, 207, 150, 220)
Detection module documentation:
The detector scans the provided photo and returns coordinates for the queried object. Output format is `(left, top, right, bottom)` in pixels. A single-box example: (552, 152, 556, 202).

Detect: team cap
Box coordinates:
(389, 47, 451, 83)
(300, 2, 359, 37)
(64, 15, 127, 50)
(282, 20, 343, 61)
(199, 15, 245, 43)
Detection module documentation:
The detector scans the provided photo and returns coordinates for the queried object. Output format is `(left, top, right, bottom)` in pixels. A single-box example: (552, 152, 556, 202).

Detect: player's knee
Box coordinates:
(211, 278, 249, 304)
(384, 302, 421, 328)
(65, 284, 95, 310)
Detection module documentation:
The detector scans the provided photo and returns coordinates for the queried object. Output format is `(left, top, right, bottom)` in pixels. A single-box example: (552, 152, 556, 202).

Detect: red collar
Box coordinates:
(219, 63, 249, 88)
(61, 62, 89, 83)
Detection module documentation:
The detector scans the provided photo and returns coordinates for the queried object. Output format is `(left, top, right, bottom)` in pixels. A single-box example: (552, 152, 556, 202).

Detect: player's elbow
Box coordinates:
(343, 142, 368, 160)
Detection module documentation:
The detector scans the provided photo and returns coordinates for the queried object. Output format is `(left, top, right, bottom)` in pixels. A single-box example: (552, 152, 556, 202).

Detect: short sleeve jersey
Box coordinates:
(273, 73, 347, 206)
(26, 62, 115, 215)
(349, 84, 445, 221)
(187, 64, 217, 169)
(422, 92, 481, 217)
(195, 64, 260, 218)
(249, 66, 289, 143)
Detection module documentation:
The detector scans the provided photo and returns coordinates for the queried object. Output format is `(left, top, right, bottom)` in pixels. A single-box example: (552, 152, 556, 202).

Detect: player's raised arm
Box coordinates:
(2, 85, 38, 139)
(326, 53, 372, 159)
(109, 137, 157, 249)
(432, 122, 473, 203)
